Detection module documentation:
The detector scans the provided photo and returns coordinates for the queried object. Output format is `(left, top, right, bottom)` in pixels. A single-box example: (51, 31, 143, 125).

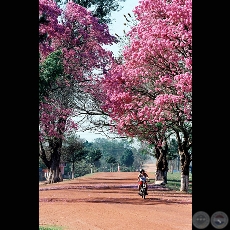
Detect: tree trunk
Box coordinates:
(180, 174, 189, 192)
(176, 132, 192, 192)
(71, 162, 75, 179)
(39, 117, 67, 184)
(46, 163, 62, 184)
(179, 151, 190, 192)
(46, 138, 63, 184)
(155, 169, 164, 181)
(155, 145, 168, 184)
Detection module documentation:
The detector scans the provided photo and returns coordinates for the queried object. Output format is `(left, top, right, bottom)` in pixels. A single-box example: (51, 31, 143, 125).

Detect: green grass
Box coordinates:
(39, 226, 64, 230)
(150, 172, 192, 194)
(167, 172, 192, 193)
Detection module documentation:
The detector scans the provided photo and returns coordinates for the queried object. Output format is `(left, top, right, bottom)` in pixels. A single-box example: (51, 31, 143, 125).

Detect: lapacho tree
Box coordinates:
(39, 0, 116, 183)
(100, 0, 192, 191)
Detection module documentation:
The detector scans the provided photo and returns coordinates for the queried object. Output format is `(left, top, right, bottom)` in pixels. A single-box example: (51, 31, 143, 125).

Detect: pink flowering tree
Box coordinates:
(56, 0, 127, 24)
(39, 0, 116, 183)
(101, 0, 192, 191)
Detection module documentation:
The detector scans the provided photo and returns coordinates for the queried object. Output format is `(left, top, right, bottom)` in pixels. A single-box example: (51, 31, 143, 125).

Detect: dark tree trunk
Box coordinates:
(155, 143, 168, 184)
(39, 117, 67, 184)
(46, 138, 63, 183)
(71, 161, 75, 179)
(175, 132, 192, 192)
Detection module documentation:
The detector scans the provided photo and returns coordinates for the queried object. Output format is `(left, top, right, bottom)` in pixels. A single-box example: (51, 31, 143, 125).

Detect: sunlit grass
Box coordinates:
(149, 171, 192, 194)
(166, 172, 192, 193)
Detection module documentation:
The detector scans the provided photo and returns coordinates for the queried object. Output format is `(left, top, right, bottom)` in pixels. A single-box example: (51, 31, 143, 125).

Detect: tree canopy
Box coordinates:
(39, 0, 119, 182)
(39, 0, 192, 189)
(100, 0, 192, 145)
(55, 0, 126, 24)
(39, 0, 117, 143)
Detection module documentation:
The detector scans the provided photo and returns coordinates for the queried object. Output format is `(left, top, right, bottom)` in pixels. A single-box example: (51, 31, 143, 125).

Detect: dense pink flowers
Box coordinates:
(39, 0, 192, 143)
(101, 0, 192, 139)
(39, 0, 63, 61)
(39, 0, 117, 141)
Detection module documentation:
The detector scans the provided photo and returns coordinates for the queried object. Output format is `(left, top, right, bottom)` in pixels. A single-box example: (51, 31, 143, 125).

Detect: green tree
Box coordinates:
(132, 147, 150, 171)
(90, 138, 152, 172)
(167, 138, 179, 173)
(39, 50, 64, 102)
(39, 0, 117, 183)
(84, 141, 102, 173)
(61, 135, 88, 179)
(106, 156, 117, 172)
(120, 148, 134, 170)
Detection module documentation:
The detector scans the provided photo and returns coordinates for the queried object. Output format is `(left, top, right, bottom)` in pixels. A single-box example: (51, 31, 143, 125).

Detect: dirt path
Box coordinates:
(39, 168, 192, 230)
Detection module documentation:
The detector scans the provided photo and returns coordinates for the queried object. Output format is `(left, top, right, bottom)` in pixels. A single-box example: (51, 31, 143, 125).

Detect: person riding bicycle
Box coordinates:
(137, 169, 149, 195)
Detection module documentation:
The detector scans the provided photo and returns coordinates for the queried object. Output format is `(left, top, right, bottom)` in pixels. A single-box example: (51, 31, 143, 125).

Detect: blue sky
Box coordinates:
(77, 0, 140, 142)
(106, 0, 139, 56)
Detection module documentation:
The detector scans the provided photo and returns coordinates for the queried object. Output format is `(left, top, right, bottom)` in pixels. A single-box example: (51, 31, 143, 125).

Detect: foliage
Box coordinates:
(74, 159, 92, 177)
(61, 137, 102, 176)
(167, 138, 178, 160)
(55, 0, 126, 24)
(84, 142, 102, 168)
(165, 172, 192, 194)
(132, 147, 150, 171)
(39, 50, 64, 102)
(98, 0, 192, 188)
(92, 138, 126, 170)
(60, 138, 151, 175)
(93, 138, 126, 158)
(100, 0, 192, 146)
(39, 0, 192, 187)
(120, 148, 134, 167)
(92, 138, 136, 171)
(39, 0, 118, 182)
(61, 135, 88, 163)
(39, 0, 117, 142)
(106, 156, 117, 164)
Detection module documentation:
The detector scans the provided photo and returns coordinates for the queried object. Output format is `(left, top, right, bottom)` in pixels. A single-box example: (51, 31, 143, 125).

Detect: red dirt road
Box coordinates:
(39, 170, 192, 230)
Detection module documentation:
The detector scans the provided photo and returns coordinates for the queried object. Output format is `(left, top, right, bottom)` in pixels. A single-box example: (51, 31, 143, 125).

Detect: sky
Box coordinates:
(76, 0, 140, 142)
(105, 0, 140, 56)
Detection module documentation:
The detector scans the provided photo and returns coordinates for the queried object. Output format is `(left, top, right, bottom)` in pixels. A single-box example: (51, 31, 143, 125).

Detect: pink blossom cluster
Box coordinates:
(39, 100, 78, 141)
(101, 0, 192, 139)
(39, 0, 117, 141)
(39, 0, 63, 61)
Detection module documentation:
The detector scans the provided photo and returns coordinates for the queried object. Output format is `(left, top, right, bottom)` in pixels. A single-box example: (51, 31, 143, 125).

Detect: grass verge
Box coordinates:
(150, 171, 192, 194)
(167, 172, 192, 193)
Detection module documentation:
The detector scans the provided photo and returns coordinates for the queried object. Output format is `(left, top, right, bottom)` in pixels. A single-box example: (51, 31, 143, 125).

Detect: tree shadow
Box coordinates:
(39, 196, 191, 205)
